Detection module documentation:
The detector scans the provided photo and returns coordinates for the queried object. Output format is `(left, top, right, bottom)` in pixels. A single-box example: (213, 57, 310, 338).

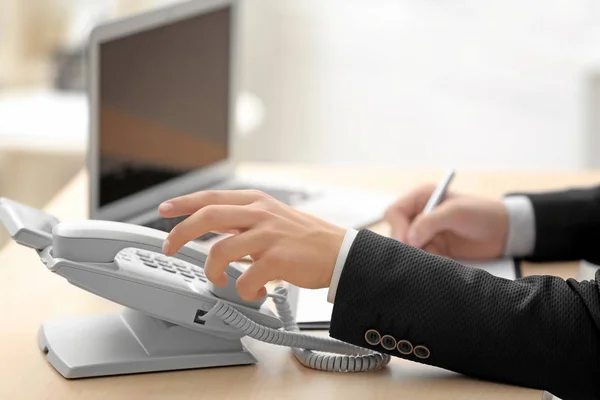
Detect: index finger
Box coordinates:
(159, 190, 267, 218)
(163, 204, 263, 256)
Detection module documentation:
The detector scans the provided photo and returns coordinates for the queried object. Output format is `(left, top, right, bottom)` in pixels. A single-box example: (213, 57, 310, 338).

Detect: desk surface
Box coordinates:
(2, 164, 596, 400)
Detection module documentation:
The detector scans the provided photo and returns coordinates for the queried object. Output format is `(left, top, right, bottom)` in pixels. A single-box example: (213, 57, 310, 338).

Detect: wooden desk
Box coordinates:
(2, 164, 596, 400)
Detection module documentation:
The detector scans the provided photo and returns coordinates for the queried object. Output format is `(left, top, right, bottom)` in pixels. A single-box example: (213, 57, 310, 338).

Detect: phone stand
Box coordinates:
(38, 308, 257, 379)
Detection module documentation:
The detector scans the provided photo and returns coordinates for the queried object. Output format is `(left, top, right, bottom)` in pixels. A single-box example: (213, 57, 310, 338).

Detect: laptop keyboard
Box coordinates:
(143, 185, 314, 239)
(229, 185, 313, 205)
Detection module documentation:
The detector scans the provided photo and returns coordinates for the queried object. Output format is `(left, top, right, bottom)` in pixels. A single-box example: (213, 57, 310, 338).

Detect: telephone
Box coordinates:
(0, 198, 390, 378)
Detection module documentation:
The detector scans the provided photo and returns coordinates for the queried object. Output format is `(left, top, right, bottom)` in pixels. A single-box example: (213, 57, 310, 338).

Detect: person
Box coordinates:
(158, 184, 600, 400)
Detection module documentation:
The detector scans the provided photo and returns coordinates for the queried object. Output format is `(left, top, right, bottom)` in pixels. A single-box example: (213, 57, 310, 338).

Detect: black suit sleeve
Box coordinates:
(518, 185, 600, 264)
(329, 230, 600, 400)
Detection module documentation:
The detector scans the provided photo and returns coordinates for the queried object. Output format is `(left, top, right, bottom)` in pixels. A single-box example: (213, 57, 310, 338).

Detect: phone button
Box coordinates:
(143, 261, 158, 268)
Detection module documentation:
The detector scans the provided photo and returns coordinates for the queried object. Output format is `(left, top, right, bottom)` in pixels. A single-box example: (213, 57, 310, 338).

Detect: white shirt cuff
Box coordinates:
(502, 195, 536, 258)
(327, 228, 359, 303)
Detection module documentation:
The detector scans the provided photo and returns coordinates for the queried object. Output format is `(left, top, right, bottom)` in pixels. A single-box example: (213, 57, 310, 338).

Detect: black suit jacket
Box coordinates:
(329, 186, 600, 400)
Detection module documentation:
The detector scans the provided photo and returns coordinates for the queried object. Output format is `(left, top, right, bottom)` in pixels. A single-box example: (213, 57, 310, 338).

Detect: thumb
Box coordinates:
(407, 203, 461, 248)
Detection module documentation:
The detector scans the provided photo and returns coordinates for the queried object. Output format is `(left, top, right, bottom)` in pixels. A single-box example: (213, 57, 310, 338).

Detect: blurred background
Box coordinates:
(1, 0, 600, 248)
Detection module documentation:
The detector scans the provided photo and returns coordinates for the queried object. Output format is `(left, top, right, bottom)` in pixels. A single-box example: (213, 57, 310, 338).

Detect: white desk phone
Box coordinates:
(0, 198, 390, 378)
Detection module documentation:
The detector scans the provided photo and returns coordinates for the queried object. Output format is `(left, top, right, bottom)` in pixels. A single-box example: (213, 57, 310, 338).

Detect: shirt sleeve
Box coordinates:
(502, 195, 536, 258)
(327, 228, 359, 303)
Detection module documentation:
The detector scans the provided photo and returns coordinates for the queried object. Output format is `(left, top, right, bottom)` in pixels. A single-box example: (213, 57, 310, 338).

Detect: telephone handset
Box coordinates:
(0, 198, 390, 378)
(0, 197, 59, 249)
(52, 220, 266, 309)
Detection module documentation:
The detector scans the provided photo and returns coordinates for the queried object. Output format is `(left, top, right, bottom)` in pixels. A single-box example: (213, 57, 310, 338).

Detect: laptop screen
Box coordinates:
(98, 6, 231, 207)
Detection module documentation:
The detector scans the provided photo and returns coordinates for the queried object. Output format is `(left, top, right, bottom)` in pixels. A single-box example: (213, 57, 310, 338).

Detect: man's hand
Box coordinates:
(159, 190, 345, 301)
(384, 184, 509, 260)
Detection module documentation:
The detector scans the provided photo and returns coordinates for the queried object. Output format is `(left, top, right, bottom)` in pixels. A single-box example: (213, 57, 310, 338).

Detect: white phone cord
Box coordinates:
(206, 285, 391, 372)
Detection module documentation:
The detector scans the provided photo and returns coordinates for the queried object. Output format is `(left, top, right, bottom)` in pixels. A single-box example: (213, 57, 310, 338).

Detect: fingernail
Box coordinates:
(162, 239, 171, 255)
(159, 202, 173, 213)
(258, 287, 267, 298)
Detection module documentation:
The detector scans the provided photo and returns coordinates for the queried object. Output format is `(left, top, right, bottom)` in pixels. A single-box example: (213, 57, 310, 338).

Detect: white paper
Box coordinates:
(292, 287, 333, 325)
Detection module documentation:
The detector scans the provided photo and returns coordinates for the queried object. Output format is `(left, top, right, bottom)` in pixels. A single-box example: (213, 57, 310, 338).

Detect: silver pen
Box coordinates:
(422, 169, 455, 214)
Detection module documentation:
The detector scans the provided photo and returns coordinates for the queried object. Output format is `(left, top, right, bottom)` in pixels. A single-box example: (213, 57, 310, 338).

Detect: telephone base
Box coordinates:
(38, 308, 257, 379)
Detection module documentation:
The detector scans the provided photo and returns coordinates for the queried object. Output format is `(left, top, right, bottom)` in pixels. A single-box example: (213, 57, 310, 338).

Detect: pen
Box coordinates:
(422, 169, 455, 214)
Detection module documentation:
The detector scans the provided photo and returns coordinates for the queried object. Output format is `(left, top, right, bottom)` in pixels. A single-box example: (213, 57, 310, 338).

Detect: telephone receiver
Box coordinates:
(52, 220, 266, 309)
(0, 197, 389, 379)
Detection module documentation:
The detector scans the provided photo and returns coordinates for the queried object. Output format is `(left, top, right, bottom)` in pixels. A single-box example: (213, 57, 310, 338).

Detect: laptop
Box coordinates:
(87, 0, 394, 249)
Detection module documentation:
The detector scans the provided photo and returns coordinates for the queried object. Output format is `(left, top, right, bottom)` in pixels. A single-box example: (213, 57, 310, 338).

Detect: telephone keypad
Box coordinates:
(120, 248, 208, 289)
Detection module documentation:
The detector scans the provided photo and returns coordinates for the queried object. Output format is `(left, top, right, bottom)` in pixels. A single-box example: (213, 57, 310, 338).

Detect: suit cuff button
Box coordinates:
(414, 345, 430, 359)
(364, 329, 381, 346)
(381, 335, 397, 350)
(397, 340, 413, 355)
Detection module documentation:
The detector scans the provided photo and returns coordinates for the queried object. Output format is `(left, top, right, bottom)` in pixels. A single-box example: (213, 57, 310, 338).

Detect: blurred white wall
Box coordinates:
(236, 0, 600, 170)
(3, 0, 600, 173)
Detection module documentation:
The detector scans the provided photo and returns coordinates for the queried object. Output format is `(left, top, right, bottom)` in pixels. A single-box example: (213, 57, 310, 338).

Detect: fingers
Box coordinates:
(163, 205, 269, 256)
(203, 230, 274, 287)
(235, 259, 272, 301)
(159, 190, 268, 218)
(383, 207, 411, 243)
(384, 184, 437, 241)
(407, 201, 465, 248)
(423, 242, 447, 257)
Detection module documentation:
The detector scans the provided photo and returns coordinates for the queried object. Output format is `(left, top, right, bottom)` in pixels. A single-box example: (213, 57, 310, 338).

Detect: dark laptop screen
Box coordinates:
(98, 6, 231, 207)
